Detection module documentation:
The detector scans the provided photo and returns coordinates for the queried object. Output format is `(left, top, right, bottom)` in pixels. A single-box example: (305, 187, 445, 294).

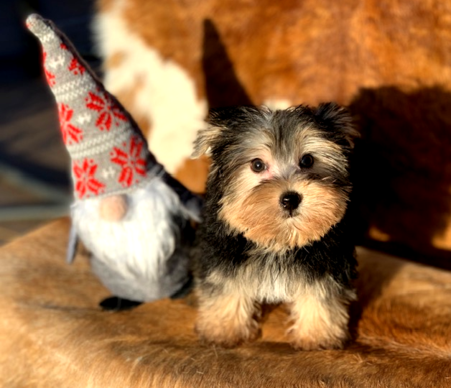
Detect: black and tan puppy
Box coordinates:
(191, 103, 359, 350)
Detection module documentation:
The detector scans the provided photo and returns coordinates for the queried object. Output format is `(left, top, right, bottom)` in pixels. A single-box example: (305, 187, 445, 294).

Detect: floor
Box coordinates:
(0, 77, 72, 245)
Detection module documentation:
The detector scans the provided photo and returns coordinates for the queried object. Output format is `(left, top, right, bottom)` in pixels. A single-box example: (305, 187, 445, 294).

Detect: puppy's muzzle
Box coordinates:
(280, 192, 302, 216)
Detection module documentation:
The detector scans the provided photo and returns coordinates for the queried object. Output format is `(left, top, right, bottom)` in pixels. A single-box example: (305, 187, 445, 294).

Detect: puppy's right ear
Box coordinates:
(192, 106, 253, 158)
(191, 125, 222, 158)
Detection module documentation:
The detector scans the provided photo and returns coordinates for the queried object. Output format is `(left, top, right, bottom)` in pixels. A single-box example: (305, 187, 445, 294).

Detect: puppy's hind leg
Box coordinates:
(195, 285, 261, 348)
(287, 281, 355, 350)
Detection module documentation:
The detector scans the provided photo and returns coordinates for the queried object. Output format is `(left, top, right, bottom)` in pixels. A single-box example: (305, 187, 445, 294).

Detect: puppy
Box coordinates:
(191, 103, 359, 350)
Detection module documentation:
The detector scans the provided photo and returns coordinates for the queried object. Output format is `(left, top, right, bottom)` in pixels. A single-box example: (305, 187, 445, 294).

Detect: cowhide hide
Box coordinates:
(0, 218, 451, 387)
(93, 0, 451, 265)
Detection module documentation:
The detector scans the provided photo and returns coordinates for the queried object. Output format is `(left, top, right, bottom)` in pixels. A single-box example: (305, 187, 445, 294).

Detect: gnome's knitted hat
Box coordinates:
(26, 14, 161, 200)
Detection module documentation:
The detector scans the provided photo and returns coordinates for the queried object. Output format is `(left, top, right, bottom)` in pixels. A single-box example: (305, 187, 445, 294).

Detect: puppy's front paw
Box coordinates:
(288, 288, 352, 351)
(195, 316, 260, 348)
(195, 286, 261, 347)
(287, 328, 348, 350)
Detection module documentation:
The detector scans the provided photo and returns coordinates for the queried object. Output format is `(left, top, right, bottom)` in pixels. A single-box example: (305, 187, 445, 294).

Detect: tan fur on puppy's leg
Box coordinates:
(288, 285, 354, 350)
(195, 289, 260, 348)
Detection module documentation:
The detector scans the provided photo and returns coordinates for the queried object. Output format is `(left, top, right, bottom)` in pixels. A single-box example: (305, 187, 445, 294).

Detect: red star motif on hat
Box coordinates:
(58, 104, 83, 144)
(73, 159, 106, 199)
(68, 57, 85, 75)
(43, 51, 56, 86)
(58, 103, 83, 144)
(85, 90, 127, 131)
(110, 136, 147, 187)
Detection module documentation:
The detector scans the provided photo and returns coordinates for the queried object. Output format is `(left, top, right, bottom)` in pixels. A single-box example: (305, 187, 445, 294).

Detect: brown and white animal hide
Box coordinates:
(1, 218, 451, 387)
(94, 0, 451, 264)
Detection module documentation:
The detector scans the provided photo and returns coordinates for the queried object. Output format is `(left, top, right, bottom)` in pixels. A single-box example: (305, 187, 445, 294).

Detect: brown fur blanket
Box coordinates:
(1, 218, 450, 387)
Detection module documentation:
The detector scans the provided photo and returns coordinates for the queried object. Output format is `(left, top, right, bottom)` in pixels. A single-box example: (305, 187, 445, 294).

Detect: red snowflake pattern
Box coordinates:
(85, 90, 127, 131)
(58, 103, 83, 144)
(110, 136, 147, 187)
(73, 159, 106, 199)
(68, 57, 85, 75)
(43, 51, 56, 86)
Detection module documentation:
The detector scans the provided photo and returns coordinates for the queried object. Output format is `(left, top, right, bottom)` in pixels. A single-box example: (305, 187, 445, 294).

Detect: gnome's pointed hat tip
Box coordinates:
(25, 13, 39, 26)
(26, 13, 48, 36)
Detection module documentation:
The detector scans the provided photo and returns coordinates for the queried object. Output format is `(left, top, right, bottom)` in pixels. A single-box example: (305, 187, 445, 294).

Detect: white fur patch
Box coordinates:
(263, 98, 292, 111)
(71, 177, 191, 301)
(93, 1, 207, 173)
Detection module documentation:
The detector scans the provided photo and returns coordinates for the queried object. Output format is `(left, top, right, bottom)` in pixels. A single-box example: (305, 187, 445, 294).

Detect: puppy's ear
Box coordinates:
(192, 107, 235, 158)
(191, 125, 222, 158)
(192, 106, 265, 158)
(314, 102, 360, 149)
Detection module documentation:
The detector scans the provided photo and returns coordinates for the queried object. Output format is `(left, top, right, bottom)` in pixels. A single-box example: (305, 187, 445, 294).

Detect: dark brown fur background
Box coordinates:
(97, 0, 451, 267)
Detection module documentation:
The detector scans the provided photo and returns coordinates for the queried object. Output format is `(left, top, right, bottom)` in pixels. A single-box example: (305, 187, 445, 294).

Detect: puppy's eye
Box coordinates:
(250, 158, 266, 173)
(299, 154, 314, 168)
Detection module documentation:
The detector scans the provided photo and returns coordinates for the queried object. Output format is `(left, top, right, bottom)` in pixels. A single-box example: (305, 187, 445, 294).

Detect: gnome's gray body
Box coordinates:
(71, 176, 198, 302)
(27, 14, 202, 304)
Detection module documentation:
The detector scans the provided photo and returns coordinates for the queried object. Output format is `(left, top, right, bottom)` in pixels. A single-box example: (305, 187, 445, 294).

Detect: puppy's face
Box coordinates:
(193, 103, 358, 253)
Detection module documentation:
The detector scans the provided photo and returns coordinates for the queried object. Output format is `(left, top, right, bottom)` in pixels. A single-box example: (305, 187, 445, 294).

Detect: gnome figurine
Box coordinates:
(26, 14, 203, 310)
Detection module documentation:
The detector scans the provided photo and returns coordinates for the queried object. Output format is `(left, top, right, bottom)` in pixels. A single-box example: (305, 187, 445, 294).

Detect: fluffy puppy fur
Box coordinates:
(191, 103, 359, 350)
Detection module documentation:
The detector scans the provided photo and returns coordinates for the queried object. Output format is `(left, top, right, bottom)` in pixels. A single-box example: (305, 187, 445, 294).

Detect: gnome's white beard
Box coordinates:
(71, 177, 192, 302)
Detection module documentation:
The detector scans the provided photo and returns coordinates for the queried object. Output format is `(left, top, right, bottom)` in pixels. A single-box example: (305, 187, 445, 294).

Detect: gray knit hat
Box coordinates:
(26, 14, 161, 200)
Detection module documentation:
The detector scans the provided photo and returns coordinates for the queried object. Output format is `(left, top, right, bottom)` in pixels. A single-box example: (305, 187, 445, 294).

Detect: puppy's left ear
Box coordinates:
(191, 125, 222, 158)
(314, 102, 360, 149)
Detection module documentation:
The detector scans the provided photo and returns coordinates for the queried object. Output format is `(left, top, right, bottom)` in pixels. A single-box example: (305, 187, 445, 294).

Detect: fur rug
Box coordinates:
(1, 218, 451, 387)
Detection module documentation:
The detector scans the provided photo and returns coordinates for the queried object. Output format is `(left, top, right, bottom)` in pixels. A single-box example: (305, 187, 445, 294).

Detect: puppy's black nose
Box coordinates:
(280, 192, 302, 214)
